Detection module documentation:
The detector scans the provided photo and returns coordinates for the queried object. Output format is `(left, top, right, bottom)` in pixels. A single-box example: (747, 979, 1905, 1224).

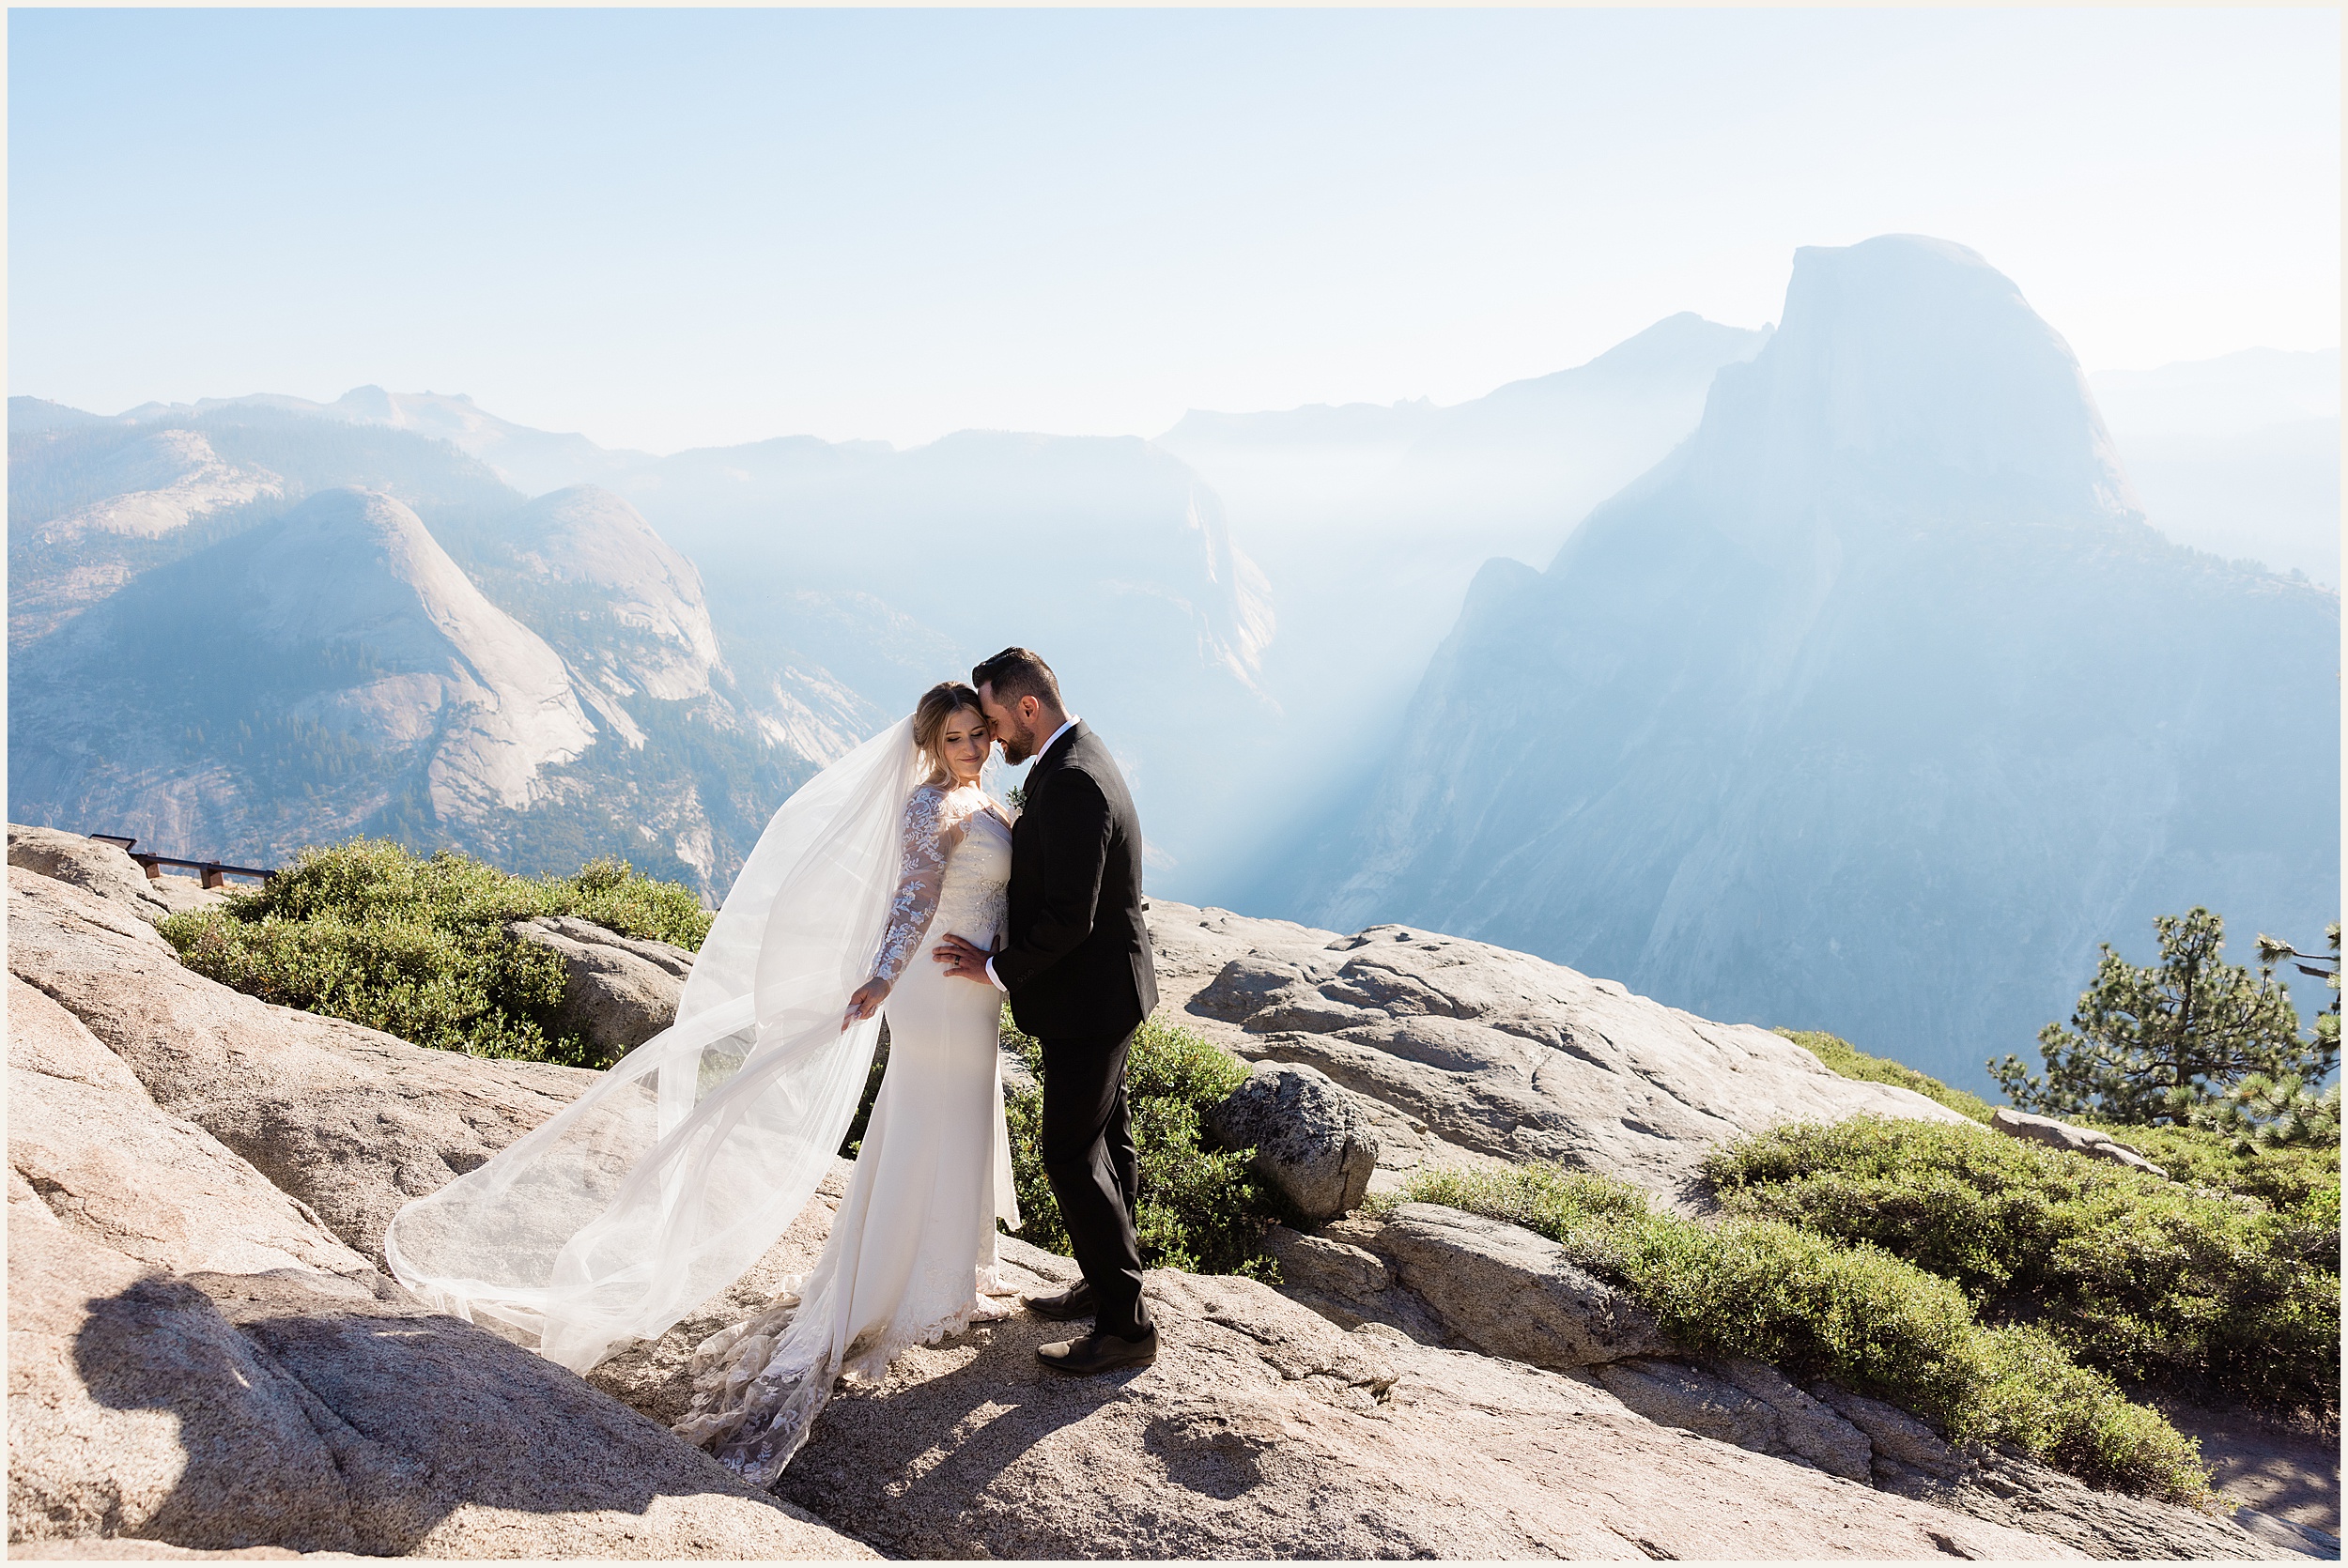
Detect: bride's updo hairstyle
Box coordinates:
(912, 681, 986, 786)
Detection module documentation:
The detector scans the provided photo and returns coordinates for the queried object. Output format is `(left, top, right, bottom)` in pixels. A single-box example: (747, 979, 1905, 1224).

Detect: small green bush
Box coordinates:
(160, 838, 712, 1066)
(2076, 1117, 2341, 1226)
(1000, 1010, 1280, 1281)
(1778, 1029, 1992, 1121)
(1390, 1161, 2212, 1502)
(1705, 1116, 2340, 1420)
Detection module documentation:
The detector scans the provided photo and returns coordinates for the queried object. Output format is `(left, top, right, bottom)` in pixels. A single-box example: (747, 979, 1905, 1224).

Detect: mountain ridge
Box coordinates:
(1270, 235, 2339, 1091)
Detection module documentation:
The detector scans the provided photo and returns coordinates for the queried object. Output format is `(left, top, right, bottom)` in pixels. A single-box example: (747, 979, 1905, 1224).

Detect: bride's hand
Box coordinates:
(842, 977, 889, 1030)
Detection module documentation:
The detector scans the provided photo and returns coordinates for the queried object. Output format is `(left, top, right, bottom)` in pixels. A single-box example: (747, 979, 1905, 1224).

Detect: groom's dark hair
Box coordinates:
(971, 647, 1063, 712)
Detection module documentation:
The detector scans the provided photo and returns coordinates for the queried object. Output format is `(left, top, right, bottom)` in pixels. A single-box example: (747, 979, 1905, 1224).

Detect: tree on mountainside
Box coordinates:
(1992, 907, 2338, 1128)
(2185, 923, 2346, 1149)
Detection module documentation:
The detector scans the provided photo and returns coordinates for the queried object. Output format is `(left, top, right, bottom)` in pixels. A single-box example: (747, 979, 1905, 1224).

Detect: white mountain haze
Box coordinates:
(8, 233, 2336, 1089)
(1263, 234, 2340, 1091)
(2091, 347, 2340, 588)
(118, 385, 653, 500)
(1156, 312, 1775, 877)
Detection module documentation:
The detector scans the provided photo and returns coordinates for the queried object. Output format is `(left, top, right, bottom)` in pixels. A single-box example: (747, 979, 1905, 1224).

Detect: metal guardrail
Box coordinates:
(87, 834, 274, 890)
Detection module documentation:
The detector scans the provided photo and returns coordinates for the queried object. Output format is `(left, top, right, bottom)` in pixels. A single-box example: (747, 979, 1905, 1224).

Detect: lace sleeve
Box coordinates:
(870, 785, 959, 988)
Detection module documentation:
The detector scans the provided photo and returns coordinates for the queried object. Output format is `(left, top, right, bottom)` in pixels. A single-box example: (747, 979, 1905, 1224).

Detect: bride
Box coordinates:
(385, 681, 1026, 1483)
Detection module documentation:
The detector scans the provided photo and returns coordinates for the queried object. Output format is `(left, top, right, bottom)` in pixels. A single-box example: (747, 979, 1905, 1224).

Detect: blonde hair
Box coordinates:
(912, 681, 986, 786)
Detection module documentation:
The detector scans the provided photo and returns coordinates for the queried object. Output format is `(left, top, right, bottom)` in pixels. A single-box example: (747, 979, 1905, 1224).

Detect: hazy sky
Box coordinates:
(10, 8, 2340, 453)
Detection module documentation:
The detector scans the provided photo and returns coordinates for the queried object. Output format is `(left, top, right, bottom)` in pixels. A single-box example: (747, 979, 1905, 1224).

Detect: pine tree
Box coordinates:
(1991, 907, 2335, 1124)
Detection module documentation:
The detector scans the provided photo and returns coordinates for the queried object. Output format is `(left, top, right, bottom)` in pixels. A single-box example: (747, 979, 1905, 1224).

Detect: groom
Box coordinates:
(934, 646, 1161, 1375)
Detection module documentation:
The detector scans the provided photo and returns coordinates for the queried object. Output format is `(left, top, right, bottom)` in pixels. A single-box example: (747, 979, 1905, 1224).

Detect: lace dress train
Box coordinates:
(672, 783, 1021, 1483)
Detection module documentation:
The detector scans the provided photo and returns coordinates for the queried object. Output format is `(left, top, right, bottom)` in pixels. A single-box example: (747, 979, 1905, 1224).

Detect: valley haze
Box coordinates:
(8, 236, 2337, 1096)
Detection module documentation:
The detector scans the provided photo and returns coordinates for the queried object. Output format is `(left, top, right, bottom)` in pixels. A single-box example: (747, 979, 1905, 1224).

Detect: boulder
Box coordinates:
(9, 976, 377, 1284)
(1293, 1207, 1875, 1483)
(1325, 1201, 1670, 1370)
(1203, 1061, 1379, 1220)
(1149, 900, 1972, 1198)
(6, 1215, 873, 1559)
(7, 867, 596, 1265)
(504, 915, 691, 1067)
(8, 824, 173, 924)
(1987, 1108, 2170, 1178)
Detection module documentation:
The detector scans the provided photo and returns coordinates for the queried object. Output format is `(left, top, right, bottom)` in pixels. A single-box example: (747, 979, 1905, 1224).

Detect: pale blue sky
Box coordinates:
(10, 8, 2340, 452)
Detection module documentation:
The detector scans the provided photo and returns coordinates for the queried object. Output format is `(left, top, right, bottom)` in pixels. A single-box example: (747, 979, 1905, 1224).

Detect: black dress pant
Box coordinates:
(1039, 1028, 1152, 1338)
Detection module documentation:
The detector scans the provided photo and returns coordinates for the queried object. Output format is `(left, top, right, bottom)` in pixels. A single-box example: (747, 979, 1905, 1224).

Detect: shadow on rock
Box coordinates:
(54, 1253, 868, 1559)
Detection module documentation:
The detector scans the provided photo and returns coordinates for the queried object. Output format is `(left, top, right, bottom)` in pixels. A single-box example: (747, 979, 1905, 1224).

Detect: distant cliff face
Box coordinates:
(8, 488, 598, 855)
(456, 484, 726, 711)
(1275, 235, 2340, 1090)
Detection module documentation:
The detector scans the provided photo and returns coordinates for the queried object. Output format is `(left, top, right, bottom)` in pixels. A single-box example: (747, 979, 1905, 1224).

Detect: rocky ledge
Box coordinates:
(1147, 899, 1970, 1200)
(6, 832, 2333, 1560)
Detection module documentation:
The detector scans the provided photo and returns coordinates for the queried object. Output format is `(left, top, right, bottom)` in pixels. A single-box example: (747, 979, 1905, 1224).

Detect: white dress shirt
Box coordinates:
(984, 715, 1078, 992)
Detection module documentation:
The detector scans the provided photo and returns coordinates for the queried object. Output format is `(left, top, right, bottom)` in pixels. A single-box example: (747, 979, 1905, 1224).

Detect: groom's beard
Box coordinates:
(996, 719, 1041, 764)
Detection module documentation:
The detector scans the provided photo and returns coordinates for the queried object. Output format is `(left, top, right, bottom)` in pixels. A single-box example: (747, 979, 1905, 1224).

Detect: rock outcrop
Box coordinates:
(8, 825, 174, 924)
(6, 845, 2321, 1561)
(6, 861, 872, 1560)
(761, 1268, 2072, 1560)
(1269, 1188, 2303, 1560)
(1149, 899, 1969, 1198)
(1322, 1203, 1670, 1370)
(1889, 1444, 2305, 1561)
(8, 867, 595, 1263)
(8, 1209, 870, 1559)
(9, 975, 374, 1284)
(1988, 1107, 2170, 1177)
(1204, 1061, 1379, 1220)
(505, 915, 691, 1066)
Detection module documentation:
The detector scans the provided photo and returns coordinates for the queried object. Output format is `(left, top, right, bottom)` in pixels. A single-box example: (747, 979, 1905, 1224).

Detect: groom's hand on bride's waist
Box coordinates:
(933, 932, 1003, 988)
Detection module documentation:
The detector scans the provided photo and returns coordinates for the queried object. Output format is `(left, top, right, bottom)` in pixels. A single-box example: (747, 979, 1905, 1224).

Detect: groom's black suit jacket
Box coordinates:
(995, 722, 1158, 1040)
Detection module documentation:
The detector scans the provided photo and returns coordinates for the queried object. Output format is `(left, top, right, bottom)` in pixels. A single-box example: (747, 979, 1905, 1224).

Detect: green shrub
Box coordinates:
(235, 838, 712, 947)
(1705, 1116, 2340, 1420)
(999, 1010, 1280, 1281)
(1390, 1161, 2212, 1502)
(2076, 1117, 2341, 1225)
(1778, 1029, 1992, 1121)
(160, 838, 711, 1066)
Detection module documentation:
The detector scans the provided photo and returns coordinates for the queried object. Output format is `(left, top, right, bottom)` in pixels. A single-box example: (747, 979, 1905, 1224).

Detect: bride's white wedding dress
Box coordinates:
(676, 780, 1023, 1482)
(382, 717, 1025, 1485)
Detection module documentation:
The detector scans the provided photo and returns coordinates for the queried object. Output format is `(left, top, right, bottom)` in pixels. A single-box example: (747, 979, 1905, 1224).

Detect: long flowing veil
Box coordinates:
(384, 717, 922, 1373)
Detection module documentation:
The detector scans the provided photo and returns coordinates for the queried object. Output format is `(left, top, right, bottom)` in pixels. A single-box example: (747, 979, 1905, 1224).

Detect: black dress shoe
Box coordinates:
(1037, 1327, 1159, 1376)
(1023, 1279, 1096, 1322)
